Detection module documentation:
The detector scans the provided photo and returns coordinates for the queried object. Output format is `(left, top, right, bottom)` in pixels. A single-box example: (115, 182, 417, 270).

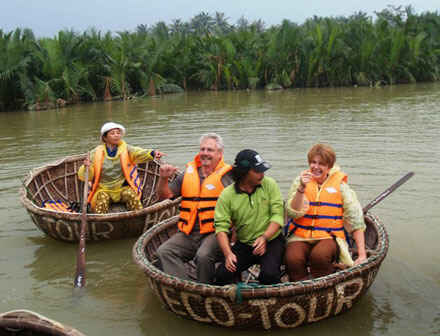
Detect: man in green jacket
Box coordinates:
(214, 149, 285, 285)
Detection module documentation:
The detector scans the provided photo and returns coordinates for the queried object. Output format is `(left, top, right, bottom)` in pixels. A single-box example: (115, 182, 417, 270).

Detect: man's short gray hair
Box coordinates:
(199, 133, 224, 151)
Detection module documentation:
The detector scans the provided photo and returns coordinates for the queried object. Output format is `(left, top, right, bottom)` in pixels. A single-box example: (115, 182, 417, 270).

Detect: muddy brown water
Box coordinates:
(1, 83, 439, 335)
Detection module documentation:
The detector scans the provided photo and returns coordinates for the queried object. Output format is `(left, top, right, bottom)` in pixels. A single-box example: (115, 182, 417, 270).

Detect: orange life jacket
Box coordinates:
(288, 171, 347, 240)
(42, 200, 73, 212)
(178, 155, 232, 235)
(87, 142, 142, 205)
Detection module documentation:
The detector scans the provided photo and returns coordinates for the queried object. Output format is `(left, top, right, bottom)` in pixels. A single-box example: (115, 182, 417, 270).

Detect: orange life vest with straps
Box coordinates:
(178, 155, 232, 235)
(42, 200, 73, 212)
(288, 171, 347, 240)
(87, 142, 142, 205)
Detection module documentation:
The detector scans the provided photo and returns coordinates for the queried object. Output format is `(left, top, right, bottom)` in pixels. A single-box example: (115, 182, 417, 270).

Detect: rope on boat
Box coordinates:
(234, 282, 264, 304)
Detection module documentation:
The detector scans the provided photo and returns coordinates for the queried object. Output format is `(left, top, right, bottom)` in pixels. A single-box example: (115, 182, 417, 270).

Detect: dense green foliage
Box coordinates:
(1, 6, 440, 111)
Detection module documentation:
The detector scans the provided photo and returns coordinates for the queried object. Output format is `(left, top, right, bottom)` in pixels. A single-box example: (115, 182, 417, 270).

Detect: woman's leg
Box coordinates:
(284, 241, 312, 282)
(309, 238, 338, 279)
(121, 187, 143, 211)
(94, 191, 111, 214)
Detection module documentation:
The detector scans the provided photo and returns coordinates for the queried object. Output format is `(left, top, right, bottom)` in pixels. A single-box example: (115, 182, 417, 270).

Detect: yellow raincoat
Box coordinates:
(78, 140, 155, 209)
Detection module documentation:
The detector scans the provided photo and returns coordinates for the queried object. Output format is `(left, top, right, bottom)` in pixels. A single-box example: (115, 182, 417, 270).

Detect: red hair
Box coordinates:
(307, 144, 336, 168)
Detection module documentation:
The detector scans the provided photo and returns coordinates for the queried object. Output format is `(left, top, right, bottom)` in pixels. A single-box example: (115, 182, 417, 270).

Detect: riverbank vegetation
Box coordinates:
(1, 6, 439, 112)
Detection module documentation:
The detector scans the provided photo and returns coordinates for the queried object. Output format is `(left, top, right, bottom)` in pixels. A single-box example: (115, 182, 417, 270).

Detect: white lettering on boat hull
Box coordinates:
(155, 275, 372, 329)
(33, 215, 115, 241)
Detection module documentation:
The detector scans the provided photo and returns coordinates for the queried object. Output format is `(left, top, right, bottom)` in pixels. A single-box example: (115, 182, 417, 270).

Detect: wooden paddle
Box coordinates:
(333, 171, 415, 270)
(74, 153, 90, 288)
(363, 171, 414, 214)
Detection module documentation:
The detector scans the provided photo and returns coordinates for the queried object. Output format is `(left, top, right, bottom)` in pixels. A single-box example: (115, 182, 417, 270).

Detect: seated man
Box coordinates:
(214, 149, 285, 285)
(156, 133, 233, 284)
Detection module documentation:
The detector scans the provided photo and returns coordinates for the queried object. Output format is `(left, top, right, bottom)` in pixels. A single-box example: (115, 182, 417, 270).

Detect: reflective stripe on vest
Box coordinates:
(120, 148, 143, 197)
(178, 155, 231, 235)
(288, 171, 347, 240)
(286, 217, 351, 244)
(87, 142, 143, 206)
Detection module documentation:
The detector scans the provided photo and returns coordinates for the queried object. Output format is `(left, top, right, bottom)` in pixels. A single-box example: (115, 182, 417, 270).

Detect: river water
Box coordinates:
(0, 83, 439, 335)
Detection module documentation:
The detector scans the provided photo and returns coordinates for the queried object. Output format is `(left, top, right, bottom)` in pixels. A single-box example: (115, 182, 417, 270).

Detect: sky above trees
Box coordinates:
(1, 0, 439, 37)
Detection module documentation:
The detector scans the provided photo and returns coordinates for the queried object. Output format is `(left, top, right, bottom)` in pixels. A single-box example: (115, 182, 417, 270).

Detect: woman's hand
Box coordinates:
(154, 150, 165, 159)
(352, 229, 367, 266)
(300, 170, 313, 187)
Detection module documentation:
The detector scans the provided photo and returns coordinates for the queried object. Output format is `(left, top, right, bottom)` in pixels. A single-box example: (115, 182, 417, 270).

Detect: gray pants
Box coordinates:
(156, 231, 222, 284)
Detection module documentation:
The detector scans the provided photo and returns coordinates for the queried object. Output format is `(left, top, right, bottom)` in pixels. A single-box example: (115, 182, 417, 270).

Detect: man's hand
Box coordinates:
(225, 252, 237, 272)
(159, 164, 177, 178)
(252, 236, 267, 256)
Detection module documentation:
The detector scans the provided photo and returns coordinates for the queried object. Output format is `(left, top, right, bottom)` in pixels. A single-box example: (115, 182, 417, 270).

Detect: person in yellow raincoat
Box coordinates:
(78, 122, 164, 213)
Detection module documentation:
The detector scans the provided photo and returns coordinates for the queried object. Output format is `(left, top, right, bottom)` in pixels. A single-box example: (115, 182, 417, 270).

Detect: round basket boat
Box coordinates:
(20, 154, 180, 242)
(0, 309, 85, 336)
(132, 213, 389, 330)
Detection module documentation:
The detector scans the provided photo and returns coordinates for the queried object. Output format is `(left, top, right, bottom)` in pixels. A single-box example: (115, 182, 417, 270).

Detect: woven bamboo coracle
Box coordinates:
(0, 310, 85, 336)
(133, 213, 388, 329)
(20, 154, 180, 242)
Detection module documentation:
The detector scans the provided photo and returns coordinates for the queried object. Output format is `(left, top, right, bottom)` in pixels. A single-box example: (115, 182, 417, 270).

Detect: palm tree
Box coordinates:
(190, 12, 216, 35)
(0, 28, 35, 110)
(80, 28, 112, 99)
(302, 17, 349, 87)
(169, 19, 190, 35)
(140, 36, 168, 95)
(214, 12, 232, 35)
(163, 33, 196, 89)
(342, 12, 377, 86)
(228, 28, 264, 89)
(260, 20, 303, 88)
(193, 34, 237, 90)
(31, 30, 95, 103)
(103, 32, 142, 99)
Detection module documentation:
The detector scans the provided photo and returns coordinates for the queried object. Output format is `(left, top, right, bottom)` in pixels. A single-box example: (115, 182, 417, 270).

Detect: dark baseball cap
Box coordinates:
(234, 149, 271, 172)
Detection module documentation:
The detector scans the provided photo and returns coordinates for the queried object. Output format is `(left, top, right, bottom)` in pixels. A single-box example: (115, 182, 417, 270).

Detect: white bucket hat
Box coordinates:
(100, 122, 126, 136)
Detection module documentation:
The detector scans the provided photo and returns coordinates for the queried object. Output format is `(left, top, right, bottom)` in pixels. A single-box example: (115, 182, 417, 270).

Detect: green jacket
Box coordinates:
(214, 176, 284, 245)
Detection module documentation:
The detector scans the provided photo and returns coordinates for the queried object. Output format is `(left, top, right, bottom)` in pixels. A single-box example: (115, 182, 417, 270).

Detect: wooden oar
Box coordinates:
(74, 153, 90, 288)
(363, 171, 414, 214)
(333, 172, 415, 270)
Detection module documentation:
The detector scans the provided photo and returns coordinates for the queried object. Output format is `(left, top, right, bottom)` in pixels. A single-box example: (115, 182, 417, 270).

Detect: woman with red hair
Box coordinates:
(285, 143, 367, 282)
